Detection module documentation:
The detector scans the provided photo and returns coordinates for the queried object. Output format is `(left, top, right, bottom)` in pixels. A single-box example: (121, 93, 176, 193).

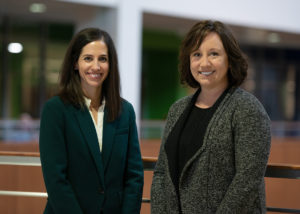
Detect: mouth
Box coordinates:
(87, 72, 103, 79)
(198, 71, 215, 76)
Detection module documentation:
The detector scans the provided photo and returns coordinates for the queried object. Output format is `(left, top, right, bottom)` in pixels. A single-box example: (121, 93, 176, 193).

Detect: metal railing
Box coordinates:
(2, 120, 300, 141)
(1, 151, 300, 213)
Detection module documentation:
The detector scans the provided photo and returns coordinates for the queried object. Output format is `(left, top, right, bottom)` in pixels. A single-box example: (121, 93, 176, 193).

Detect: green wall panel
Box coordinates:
(141, 29, 188, 120)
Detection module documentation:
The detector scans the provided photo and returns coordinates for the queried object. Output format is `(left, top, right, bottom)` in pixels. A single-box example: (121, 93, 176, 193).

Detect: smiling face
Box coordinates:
(75, 40, 109, 95)
(190, 32, 229, 90)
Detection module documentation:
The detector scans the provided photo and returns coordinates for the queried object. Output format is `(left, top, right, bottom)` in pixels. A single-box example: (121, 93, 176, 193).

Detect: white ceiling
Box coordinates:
(1, 0, 300, 48)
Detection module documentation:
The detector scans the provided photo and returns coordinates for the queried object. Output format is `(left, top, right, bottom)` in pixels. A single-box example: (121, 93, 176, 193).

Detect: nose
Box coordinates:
(92, 60, 100, 71)
(200, 55, 211, 68)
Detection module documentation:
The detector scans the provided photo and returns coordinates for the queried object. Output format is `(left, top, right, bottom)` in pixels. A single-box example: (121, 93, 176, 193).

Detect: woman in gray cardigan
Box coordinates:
(151, 20, 271, 214)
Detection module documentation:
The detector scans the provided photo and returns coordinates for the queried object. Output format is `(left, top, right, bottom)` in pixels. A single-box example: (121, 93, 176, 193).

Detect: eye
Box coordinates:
(83, 56, 93, 62)
(210, 52, 219, 56)
(192, 52, 201, 57)
(99, 56, 108, 62)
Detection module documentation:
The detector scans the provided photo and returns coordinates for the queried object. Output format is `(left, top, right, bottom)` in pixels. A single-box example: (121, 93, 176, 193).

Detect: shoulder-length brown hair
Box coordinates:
(58, 28, 121, 121)
(179, 20, 248, 88)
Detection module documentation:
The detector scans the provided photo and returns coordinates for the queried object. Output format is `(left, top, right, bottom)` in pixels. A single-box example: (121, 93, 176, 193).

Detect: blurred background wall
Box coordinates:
(1, 0, 300, 137)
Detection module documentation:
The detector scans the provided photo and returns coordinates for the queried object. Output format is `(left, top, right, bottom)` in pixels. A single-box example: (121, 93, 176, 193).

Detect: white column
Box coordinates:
(116, 0, 142, 127)
(75, 7, 118, 42)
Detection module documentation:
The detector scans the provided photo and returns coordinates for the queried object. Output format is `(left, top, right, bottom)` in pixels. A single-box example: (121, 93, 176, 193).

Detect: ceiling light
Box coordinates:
(29, 3, 47, 13)
(8, 43, 23, 54)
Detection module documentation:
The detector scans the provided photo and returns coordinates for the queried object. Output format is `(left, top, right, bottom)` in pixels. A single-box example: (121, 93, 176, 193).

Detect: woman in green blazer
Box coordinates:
(39, 28, 144, 214)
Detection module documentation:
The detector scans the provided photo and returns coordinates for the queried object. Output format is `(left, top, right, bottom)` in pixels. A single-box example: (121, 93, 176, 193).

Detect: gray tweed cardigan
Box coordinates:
(151, 87, 271, 214)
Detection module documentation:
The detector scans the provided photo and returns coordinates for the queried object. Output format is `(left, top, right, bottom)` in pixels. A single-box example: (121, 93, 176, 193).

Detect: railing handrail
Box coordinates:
(1, 151, 300, 171)
(0, 151, 40, 157)
(267, 163, 300, 170)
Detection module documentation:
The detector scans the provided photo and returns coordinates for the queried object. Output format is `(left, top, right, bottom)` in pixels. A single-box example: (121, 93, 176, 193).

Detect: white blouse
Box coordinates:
(84, 97, 105, 152)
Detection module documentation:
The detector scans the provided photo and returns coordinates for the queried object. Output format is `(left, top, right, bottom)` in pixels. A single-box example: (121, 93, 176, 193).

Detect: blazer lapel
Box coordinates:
(73, 106, 105, 187)
(102, 108, 117, 172)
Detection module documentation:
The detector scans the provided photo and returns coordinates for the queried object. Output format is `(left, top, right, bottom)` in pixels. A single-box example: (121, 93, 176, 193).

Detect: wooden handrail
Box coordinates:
(0, 151, 40, 157)
(1, 151, 300, 171)
(267, 163, 300, 170)
(141, 156, 157, 163)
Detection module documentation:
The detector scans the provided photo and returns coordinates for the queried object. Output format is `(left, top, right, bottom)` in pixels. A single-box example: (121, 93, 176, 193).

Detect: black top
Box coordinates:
(175, 87, 229, 190)
(178, 106, 214, 176)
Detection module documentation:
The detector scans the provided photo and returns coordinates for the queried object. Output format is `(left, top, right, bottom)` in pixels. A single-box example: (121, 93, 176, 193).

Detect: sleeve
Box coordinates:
(150, 141, 168, 214)
(216, 101, 271, 213)
(39, 99, 84, 214)
(150, 105, 175, 214)
(121, 104, 144, 214)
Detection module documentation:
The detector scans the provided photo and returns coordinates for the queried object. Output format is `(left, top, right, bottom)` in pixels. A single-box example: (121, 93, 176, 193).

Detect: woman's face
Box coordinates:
(76, 40, 109, 93)
(190, 32, 229, 90)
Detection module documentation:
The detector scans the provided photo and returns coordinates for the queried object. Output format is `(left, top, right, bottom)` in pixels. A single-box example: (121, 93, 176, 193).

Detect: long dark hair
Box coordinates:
(179, 20, 248, 88)
(58, 28, 121, 121)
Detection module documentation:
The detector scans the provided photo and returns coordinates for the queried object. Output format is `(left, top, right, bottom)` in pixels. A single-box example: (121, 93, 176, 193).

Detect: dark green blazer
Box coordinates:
(39, 96, 144, 214)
